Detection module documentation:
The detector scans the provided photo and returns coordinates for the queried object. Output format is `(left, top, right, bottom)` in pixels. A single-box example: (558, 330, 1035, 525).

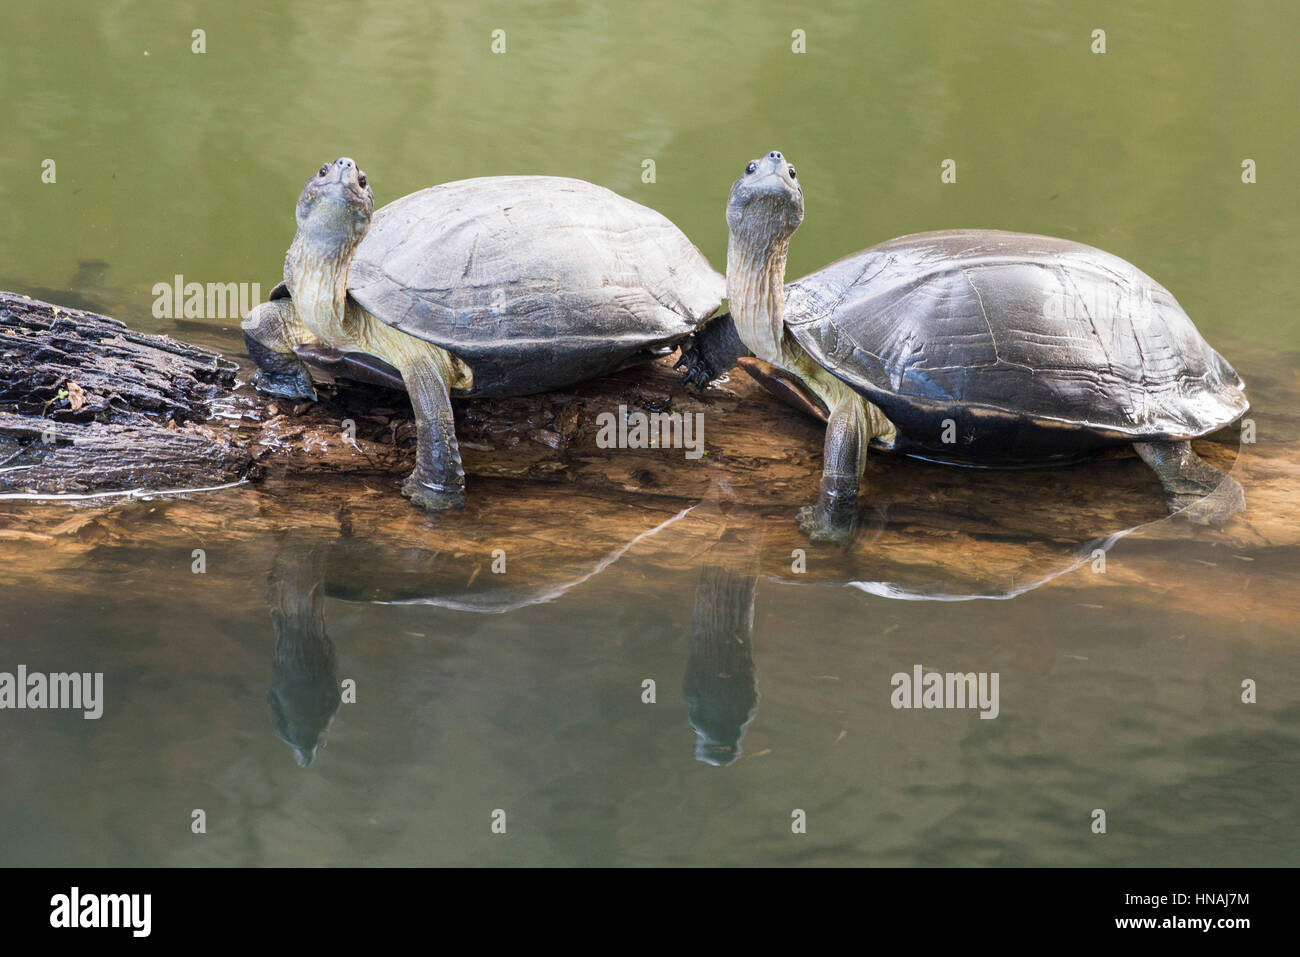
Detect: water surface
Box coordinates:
(0, 0, 1297, 866)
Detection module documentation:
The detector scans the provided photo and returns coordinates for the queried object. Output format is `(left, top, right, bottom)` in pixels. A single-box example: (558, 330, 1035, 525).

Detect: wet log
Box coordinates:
(0, 293, 238, 425)
(0, 292, 251, 493)
(0, 290, 826, 503)
(0, 290, 1296, 631)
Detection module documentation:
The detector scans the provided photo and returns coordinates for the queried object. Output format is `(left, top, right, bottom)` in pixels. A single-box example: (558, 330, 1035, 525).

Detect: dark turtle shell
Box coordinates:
(345, 176, 724, 397)
(784, 229, 1248, 464)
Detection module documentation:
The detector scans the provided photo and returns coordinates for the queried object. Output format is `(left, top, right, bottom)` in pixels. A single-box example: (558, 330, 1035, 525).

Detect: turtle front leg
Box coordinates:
(1133, 440, 1245, 526)
(397, 355, 466, 512)
(797, 398, 866, 543)
(242, 297, 318, 401)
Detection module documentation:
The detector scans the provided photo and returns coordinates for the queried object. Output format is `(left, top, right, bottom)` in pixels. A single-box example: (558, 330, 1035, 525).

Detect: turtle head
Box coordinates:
(726, 150, 804, 251)
(725, 152, 803, 364)
(294, 157, 374, 253)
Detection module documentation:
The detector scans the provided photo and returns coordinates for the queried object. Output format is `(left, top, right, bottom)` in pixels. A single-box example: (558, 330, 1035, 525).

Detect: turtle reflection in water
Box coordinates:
(258, 537, 763, 769)
(242, 158, 741, 513)
(262, 531, 729, 767)
(261, 498, 1151, 768)
(680, 497, 1154, 766)
(266, 547, 339, 767)
(718, 151, 1249, 541)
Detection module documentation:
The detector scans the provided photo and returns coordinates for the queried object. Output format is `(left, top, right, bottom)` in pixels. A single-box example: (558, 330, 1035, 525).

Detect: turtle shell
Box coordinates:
(346, 176, 724, 397)
(784, 229, 1248, 464)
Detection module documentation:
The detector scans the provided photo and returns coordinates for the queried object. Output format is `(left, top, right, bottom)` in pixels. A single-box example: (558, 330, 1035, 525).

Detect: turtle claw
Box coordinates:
(252, 367, 318, 403)
(675, 314, 748, 390)
(1134, 441, 1246, 528)
(401, 474, 466, 513)
(245, 327, 319, 401)
(1168, 474, 1246, 527)
(796, 504, 856, 544)
(675, 345, 717, 390)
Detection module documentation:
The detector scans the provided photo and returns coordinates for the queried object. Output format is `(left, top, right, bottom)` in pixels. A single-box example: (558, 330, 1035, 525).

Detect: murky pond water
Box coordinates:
(1, 1, 1297, 865)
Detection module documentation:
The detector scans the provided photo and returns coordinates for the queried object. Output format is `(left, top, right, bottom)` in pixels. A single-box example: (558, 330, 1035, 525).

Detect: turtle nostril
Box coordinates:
(769, 151, 781, 159)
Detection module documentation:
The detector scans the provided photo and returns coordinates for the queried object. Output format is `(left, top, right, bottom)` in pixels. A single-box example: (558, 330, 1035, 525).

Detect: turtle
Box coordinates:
(722, 150, 1250, 541)
(241, 158, 743, 511)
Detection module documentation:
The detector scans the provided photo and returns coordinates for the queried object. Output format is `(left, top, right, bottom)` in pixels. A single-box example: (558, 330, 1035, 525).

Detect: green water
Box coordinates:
(1, 0, 1298, 865)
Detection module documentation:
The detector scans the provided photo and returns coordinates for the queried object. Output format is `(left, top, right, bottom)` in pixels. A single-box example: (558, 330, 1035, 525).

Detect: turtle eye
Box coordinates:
(788, 166, 797, 180)
(358, 172, 367, 189)
(318, 164, 329, 177)
(746, 162, 757, 174)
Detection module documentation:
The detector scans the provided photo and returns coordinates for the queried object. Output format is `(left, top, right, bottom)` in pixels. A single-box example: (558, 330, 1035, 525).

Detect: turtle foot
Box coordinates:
(796, 504, 855, 544)
(1169, 473, 1246, 527)
(252, 367, 318, 403)
(1134, 440, 1245, 528)
(675, 313, 748, 389)
(674, 344, 719, 389)
(401, 474, 465, 512)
